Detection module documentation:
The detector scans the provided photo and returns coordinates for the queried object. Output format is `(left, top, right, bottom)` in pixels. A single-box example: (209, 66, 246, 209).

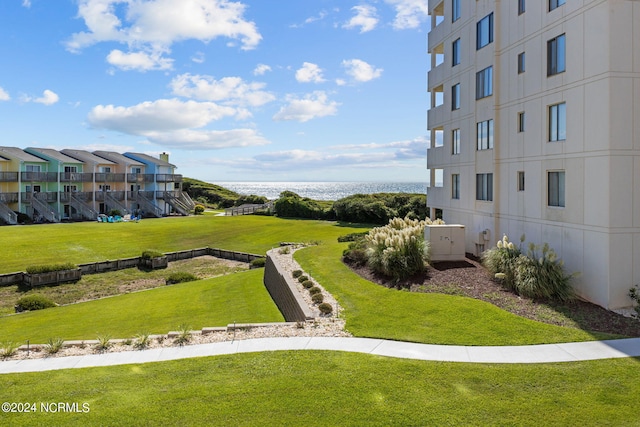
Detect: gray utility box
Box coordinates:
(425, 224, 466, 262)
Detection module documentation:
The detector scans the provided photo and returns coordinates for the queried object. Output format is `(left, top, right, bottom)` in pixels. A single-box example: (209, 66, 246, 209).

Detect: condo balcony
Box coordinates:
(0, 172, 18, 182)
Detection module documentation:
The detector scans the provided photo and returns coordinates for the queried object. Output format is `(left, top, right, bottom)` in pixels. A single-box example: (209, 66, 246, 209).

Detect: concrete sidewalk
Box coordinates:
(2, 337, 640, 374)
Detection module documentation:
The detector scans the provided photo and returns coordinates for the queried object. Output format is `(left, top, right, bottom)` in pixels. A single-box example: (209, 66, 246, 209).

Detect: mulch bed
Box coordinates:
(346, 256, 640, 338)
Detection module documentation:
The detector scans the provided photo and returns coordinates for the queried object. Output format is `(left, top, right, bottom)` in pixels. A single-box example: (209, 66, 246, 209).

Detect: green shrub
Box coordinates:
(485, 235, 575, 302)
(16, 294, 56, 311)
(45, 337, 64, 355)
(0, 341, 20, 358)
(174, 324, 191, 346)
(481, 235, 522, 291)
(309, 286, 322, 295)
(279, 246, 291, 255)
(141, 250, 164, 260)
(292, 270, 303, 278)
(194, 204, 205, 215)
(311, 293, 324, 304)
(318, 303, 333, 314)
(337, 232, 369, 243)
(134, 332, 151, 350)
(629, 286, 640, 317)
(364, 217, 431, 282)
(273, 191, 331, 220)
(95, 334, 111, 352)
(166, 272, 198, 285)
(250, 258, 266, 268)
(297, 275, 308, 283)
(302, 280, 314, 289)
(332, 193, 427, 225)
(108, 209, 122, 217)
(25, 263, 77, 274)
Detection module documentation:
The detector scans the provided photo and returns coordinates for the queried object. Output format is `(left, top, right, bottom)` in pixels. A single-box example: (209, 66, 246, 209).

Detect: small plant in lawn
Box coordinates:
(250, 258, 266, 268)
(0, 341, 20, 358)
(297, 275, 308, 283)
(95, 334, 111, 352)
(292, 270, 303, 278)
(45, 337, 64, 355)
(279, 246, 291, 255)
(628, 286, 640, 317)
(194, 204, 205, 215)
(311, 293, 324, 304)
(302, 280, 314, 289)
(318, 303, 333, 315)
(309, 286, 322, 295)
(134, 332, 151, 349)
(174, 324, 192, 346)
(166, 272, 198, 285)
(16, 294, 56, 311)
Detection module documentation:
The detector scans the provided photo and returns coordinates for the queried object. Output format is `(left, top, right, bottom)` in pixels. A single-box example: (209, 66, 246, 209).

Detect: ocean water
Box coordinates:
(214, 181, 427, 201)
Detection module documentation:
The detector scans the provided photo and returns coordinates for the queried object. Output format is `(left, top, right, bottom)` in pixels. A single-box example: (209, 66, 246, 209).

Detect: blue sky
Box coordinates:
(0, 0, 429, 182)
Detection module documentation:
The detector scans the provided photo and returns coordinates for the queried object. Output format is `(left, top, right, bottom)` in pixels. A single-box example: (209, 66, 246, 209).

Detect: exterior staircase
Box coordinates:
(0, 200, 18, 225)
(69, 195, 98, 220)
(135, 192, 163, 217)
(103, 192, 129, 215)
(30, 194, 59, 223)
(163, 191, 191, 216)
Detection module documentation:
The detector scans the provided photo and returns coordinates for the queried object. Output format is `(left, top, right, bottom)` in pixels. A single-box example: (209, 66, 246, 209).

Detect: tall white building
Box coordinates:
(426, 0, 640, 310)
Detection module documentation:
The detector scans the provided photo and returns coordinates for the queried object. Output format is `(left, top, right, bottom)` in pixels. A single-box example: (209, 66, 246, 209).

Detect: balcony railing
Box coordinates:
(0, 172, 19, 182)
(60, 172, 93, 182)
(155, 174, 183, 182)
(0, 192, 19, 203)
(21, 172, 58, 182)
(127, 173, 155, 183)
(59, 191, 95, 203)
(95, 172, 126, 182)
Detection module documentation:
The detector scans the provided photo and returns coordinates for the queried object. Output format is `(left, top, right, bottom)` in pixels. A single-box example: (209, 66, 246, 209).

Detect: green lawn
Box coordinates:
(0, 215, 367, 274)
(0, 269, 283, 343)
(295, 243, 618, 345)
(1, 352, 639, 426)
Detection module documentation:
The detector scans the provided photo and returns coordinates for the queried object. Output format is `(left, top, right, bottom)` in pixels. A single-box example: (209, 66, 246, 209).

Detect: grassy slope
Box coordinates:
(0, 215, 365, 274)
(0, 269, 283, 343)
(295, 243, 616, 345)
(1, 352, 639, 426)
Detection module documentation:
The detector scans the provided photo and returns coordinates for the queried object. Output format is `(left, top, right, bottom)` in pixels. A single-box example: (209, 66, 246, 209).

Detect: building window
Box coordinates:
(517, 171, 525, 191)
(435, 128, 444, 147)
(435, 169, 444, 187)
(518, 112, 525, 133)
(452, 0, 460, 22)
(518, 0, 526, 14)
(548, 171, 565, 207)
(452, 174, 460, 199)
(452, 128, 461, 154)
(547, 34, 566, 76)
(452, 38, 461, 66)
(476, 119, 494, 150)
(25, 164, 41, 172)
(452, 83, 460, 110)
(518, 52, 525, 73)
(476, 173, 493, 201)
(549, 0, 565, 12)
(475, 66, 493, 99)
(476, 13, 493, 50)
(549, 102, 566, 141)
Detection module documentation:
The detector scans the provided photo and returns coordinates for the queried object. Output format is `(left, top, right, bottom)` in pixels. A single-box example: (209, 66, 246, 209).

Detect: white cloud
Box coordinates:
(87, 98, 269, 149)
(22, 0, 31, 8)
(253, 63, 272, 76)
(295, 62, 325, 84)
(342, 59, 383, 83)
(142, 128, 270, 149)
(273, 91, 339, 123)
(88, 98, 237, 134)
(0, 87, 10, 101)
(191, 52, 205, 64)
(384, 0, 429, 30)
(107, 49, 173, 71)
(22, 89, 60, 105)
(343, 5, 379, 33)
(170, 73, 275, 107)
(66, 0, 262, 71)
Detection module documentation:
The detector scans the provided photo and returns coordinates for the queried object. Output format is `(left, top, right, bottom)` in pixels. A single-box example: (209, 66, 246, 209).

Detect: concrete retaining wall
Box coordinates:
(263, 249, 314, 322)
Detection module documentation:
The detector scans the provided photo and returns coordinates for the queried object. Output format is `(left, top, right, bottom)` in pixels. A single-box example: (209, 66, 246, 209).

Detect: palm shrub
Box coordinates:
(364, 217, 431, 282)
(45, 337, 64, 355)
(0, 341, 20, 358)
(481, 235, 522, 291)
